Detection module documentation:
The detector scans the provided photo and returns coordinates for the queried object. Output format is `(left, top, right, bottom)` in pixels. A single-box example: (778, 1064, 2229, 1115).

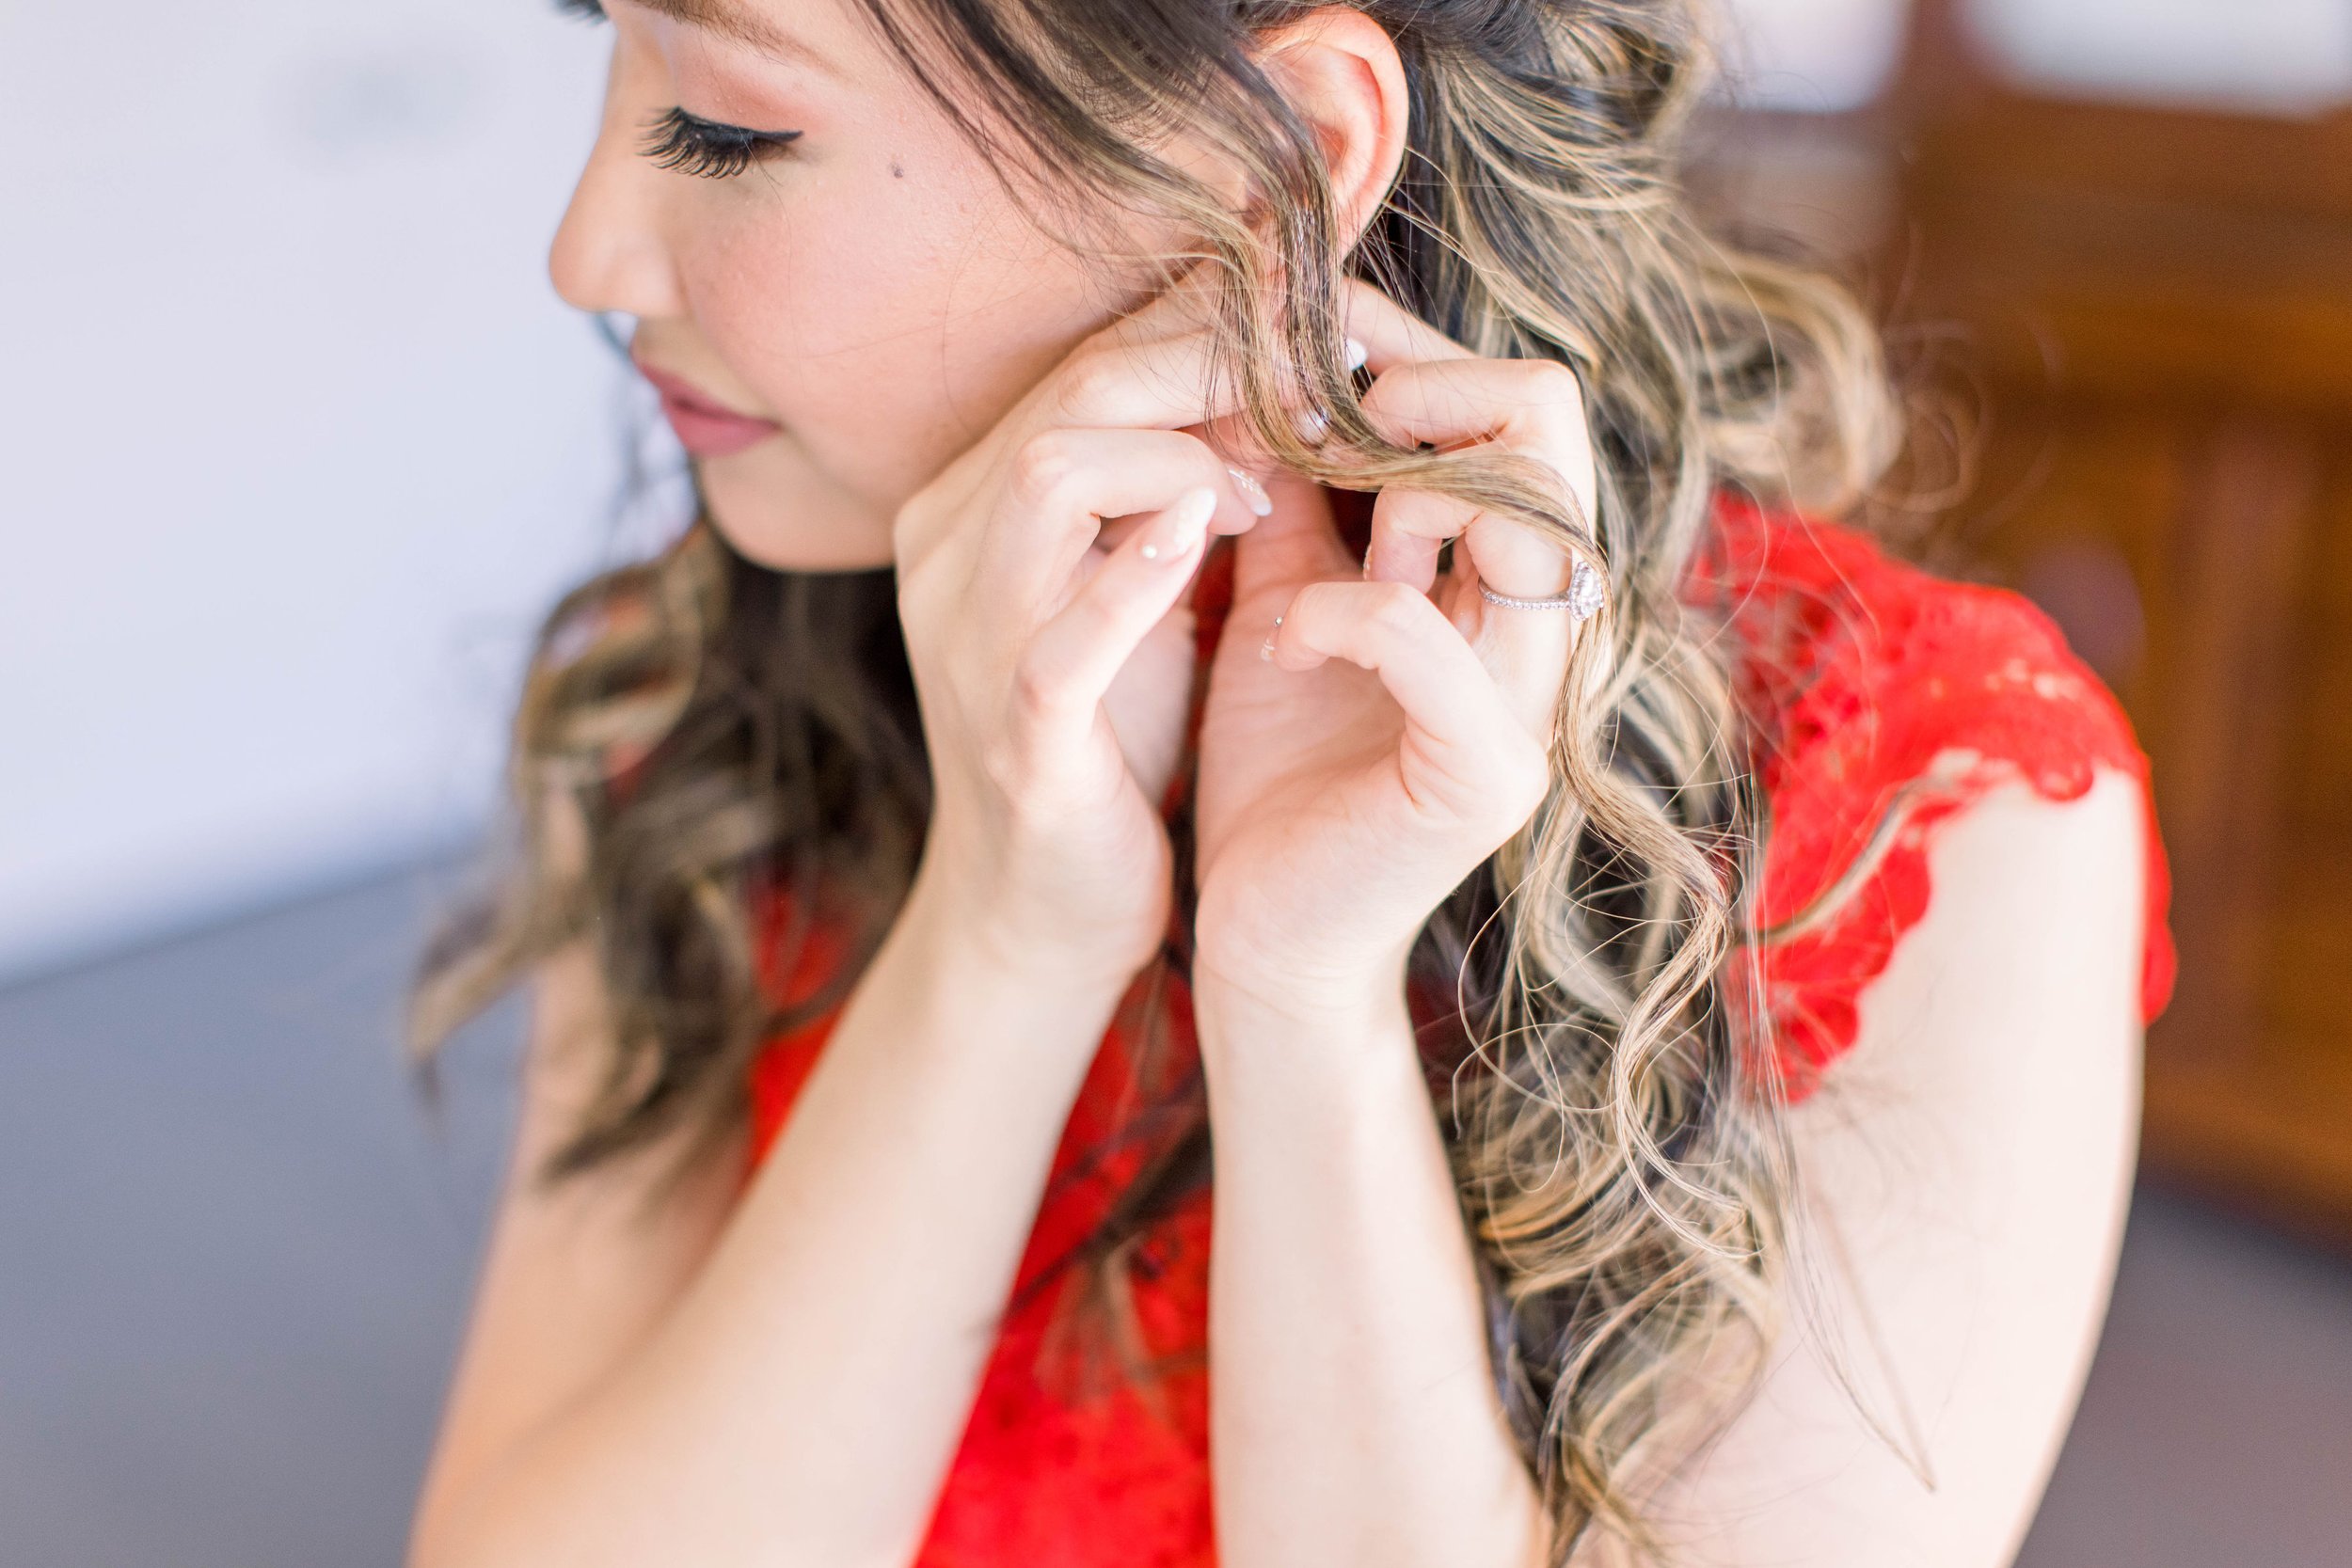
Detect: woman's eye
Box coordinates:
(640, 107, 805, 180)
(554, 0, 606, 21)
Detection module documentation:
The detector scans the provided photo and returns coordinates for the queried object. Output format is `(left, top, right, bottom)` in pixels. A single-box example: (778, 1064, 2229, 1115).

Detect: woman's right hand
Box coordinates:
(891, 271, 1271, 987)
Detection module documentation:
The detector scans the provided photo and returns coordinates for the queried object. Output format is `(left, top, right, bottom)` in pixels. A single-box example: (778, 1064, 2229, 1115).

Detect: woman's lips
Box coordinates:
(634, 360, 784, 458)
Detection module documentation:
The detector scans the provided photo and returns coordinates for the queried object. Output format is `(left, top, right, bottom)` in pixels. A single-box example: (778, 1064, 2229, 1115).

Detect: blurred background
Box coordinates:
(2, 0, 2347, 1562)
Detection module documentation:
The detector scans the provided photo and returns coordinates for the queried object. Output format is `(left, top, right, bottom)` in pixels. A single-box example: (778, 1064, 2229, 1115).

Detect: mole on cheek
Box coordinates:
(891, 159, 905, 178)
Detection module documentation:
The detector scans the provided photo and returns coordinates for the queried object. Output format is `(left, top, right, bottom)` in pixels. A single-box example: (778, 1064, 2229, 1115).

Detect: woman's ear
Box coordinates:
(1249, 8, 1410, 245)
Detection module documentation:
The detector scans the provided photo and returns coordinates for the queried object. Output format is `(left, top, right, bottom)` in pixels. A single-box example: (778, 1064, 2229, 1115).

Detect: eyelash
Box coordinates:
(641, 106, 805, 179)
(550, 3, 803, 179)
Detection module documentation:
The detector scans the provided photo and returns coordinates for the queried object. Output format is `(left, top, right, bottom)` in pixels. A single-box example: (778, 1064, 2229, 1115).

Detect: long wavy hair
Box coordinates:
(412, 0, 1902, 1559)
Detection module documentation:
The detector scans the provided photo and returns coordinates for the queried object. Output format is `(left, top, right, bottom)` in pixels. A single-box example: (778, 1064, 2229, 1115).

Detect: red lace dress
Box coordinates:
(739, 495, 2177, 1566)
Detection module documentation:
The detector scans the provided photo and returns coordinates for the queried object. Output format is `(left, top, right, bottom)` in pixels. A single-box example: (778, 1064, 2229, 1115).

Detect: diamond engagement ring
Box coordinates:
(1478, 559, 1605, 623)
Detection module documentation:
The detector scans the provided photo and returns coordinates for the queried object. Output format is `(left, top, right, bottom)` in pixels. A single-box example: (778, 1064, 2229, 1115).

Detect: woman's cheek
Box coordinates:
(696, 197, 898, 386)
(688, 205, 816, 358)
(730, 243, 979, 476)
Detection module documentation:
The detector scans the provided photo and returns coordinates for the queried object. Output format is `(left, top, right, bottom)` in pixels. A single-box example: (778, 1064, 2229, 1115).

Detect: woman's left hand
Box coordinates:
(1191, 281, 1601, 1016)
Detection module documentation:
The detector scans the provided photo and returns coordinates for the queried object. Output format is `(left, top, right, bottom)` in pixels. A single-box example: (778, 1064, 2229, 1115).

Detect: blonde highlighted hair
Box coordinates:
(415, 0, 1902, 1558)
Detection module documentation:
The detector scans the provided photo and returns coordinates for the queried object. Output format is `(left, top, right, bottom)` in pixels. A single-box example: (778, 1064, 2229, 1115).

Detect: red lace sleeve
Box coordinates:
(1690, 497, 2179, 1101)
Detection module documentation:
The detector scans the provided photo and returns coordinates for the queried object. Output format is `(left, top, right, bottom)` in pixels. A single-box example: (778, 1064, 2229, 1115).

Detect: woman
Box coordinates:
(405, 0, 2174, 1563)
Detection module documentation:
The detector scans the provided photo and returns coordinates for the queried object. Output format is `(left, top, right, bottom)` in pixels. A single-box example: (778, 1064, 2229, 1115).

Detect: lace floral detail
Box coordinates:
(1688, 494, 2177, 1100)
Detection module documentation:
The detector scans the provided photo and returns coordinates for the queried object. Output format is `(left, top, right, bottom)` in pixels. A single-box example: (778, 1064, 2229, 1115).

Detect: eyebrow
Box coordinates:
(633, 0, 847, 77)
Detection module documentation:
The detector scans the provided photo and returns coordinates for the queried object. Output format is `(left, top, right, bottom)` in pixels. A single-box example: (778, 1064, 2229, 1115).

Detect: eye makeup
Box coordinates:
(553, 0, 809, 179)
(640, 106, 806, 178)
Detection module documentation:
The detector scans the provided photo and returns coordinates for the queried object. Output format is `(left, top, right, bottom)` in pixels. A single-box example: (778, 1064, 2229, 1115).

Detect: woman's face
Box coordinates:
(550, 0, 1165, 571)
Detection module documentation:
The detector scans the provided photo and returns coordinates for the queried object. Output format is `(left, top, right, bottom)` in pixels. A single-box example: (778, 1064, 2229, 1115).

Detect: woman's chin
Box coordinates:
(697, 456, 897, 574)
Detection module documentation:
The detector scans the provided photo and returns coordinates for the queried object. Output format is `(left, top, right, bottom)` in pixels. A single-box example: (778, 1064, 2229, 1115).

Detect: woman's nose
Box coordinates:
(548, 129, 685, 323)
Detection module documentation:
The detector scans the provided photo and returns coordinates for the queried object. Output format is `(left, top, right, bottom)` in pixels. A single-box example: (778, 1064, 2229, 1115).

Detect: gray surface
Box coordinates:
(1, 864, 2347, 1567)
(2016, 1194, 2352, 1568)
(0, 864, 521, 1568)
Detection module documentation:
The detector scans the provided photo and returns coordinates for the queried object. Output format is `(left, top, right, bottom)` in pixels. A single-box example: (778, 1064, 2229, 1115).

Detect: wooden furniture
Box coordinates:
(1699, 2, 2352, 1240)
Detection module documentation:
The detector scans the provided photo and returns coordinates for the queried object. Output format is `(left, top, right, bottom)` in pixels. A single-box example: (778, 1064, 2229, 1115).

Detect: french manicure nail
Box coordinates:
(1149, 487, 1216, 563)
(1177, 486, 1218, 527)
(1344, 337, 1369, 372)
(1226, 465, 1274, 516)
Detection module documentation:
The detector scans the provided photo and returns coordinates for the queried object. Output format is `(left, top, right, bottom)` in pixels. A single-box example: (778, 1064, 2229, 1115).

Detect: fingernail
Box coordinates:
(1360, 545, 1373, 579)
(1344, 337, 1369, 372)
(1226, 465, 1273, 517)
(1149, 487, 1216, 563)
(1295, 406, 1330, 444)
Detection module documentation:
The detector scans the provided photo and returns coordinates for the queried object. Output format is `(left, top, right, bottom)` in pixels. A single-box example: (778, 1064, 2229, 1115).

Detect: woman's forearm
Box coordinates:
(415, 875, 1134, 1568)
(1195, 977, 1549, 1568)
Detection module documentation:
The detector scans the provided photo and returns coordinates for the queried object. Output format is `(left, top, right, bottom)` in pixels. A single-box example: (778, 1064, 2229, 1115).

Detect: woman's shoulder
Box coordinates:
(1681, 493, 2178, 1098)
(1682, 495, 2163, 797)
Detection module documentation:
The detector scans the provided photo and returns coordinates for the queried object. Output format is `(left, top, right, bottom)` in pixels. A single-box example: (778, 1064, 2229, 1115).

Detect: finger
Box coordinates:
(1045, 325, 1234, 434)
(1035, 261, 1243, 433)
(1265, 579, 1548, 829)
(1363, 481, 1581, 706)
(1338, 277, 1478, 372)
(1359, 356, 1595, 506)
(1021, 486, 1217, 719)
(1361, 359, 1596, 603)
(1360, 485, 1454, 593)
(1336, 279, 1598, 601)
(1445, 554, 1580, 743)
(980, 428, 1267, 605)
(1361, 467, 1580, 720)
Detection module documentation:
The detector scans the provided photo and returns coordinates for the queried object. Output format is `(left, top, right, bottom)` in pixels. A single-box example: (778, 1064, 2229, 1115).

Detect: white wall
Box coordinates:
(0, 2, 675, 985)
(1714, 0, 1914, 112)
(1966, 0, 2352, 117)
(1711, 0, 2352, 116)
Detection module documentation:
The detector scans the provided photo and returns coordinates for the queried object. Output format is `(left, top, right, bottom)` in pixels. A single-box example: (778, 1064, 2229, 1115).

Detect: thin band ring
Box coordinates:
(1478, 559, 1605, 623)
